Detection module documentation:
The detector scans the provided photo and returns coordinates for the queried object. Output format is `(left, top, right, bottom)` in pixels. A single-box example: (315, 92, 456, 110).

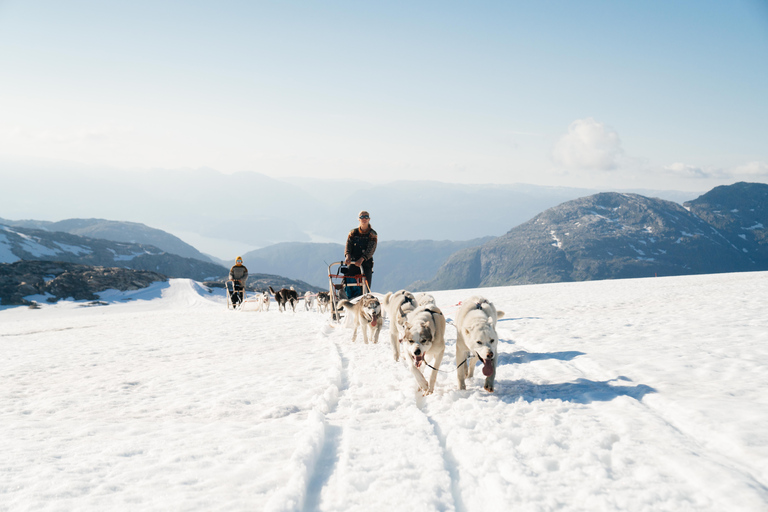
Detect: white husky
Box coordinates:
(382, 289, 419, 361)
(399, 304, 446, 395)
(455, 296, 505, 393)
(304, 291, 314, 311)
(335, 294, 382, 344)
(260, 291, 270, 312)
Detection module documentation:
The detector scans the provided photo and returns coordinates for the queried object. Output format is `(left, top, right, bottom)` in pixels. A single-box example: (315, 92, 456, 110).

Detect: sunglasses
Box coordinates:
(359, 215, 370, 219)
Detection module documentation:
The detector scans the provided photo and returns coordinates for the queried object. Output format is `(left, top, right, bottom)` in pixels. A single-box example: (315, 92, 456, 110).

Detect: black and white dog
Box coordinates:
(316, 291, 331, 313)
(269, 286, 299, 313)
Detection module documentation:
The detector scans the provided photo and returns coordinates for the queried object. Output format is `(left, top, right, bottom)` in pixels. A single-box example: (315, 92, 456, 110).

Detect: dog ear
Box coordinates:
(463, 327, 471, 336)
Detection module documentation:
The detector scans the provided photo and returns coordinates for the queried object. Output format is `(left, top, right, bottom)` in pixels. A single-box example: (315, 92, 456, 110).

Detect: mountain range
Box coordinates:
(414, 182, 768, 290)
(237, 237, 494, 291)
(0, 217, 213, 262)
(3, 181, 766, 302)
(0, 161, 697, 256)
(0, 224, 226, 281)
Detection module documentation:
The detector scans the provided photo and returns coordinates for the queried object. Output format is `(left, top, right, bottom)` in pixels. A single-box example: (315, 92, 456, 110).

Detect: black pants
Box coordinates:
(230, 282, 244, 304)
(347, 260, 374, 290)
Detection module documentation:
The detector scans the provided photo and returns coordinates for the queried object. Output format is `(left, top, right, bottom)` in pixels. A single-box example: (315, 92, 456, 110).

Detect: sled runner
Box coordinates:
(327, 261, 370, 322)
(225, 279, 247, 310)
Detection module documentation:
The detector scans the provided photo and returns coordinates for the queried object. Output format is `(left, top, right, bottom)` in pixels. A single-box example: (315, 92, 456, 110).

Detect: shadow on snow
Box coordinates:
(497, 349, 585, 366)
(494, 376, 657, 404)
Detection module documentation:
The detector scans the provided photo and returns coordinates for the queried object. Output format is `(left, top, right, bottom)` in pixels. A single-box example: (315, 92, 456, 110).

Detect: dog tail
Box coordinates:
(336, 299, 353, 310)
(268, 286, 276, 295)
(383, 291, 393, 307)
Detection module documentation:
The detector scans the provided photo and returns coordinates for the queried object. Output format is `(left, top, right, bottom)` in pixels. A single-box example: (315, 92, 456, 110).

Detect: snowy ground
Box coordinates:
(1, 272, 767, 511)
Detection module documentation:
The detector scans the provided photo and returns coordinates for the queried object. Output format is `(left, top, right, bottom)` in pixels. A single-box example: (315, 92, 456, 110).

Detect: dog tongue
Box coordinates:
(415, 355, 424, 367)
(371, 316, 377, 327)
(482, 360, 494, 376)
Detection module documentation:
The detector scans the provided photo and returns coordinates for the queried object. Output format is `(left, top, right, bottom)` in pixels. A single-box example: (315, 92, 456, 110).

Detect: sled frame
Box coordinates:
(327, 261, 370, 322)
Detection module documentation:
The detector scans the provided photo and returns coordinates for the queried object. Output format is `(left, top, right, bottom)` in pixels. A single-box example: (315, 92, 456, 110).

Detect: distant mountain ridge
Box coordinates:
(0, 161, 698, 252)
(0, 217, 213, 262)
(239, 238, 494, 291)
(0, 224, 227, 281)
(414, 182, 768, 291)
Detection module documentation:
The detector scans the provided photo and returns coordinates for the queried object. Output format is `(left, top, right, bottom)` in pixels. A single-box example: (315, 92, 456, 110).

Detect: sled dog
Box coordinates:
(269, 286, 299, 313)
(455, 296, 505, 392)
(304, 291, 314, 311)
(400, 304, 446, 395)
(335, 294, 382, 344)
(383, 289, 419, 362)
(415, 293, 436, 308)
(316, 292, 331, 313)
(259, 291, 270, 312)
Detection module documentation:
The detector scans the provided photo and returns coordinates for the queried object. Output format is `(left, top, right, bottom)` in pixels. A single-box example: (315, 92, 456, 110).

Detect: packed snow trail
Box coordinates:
(1, 274, 767, 511)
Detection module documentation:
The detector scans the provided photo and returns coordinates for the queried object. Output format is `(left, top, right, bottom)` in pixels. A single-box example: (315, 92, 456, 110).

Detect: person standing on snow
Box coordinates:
(344, 210, 377, 292)
(228, 256, 249, 307)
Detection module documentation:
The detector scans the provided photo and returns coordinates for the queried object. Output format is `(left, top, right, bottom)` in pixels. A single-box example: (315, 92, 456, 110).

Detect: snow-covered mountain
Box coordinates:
(684, 181, 768, 263)
(0, 217, 215, 263)
(416, 183, 768, 290)
(0, 224, 227, 281)
(2, 271, 766, 510)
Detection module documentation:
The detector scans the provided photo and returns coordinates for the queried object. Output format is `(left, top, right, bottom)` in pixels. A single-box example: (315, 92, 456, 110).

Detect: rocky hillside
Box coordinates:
(414, 183, 767, 291)
(684, 182, 768, 263)
(0, 217, 212, 262)
(0, 224, 227, 281)
(0, 260, 166, 306)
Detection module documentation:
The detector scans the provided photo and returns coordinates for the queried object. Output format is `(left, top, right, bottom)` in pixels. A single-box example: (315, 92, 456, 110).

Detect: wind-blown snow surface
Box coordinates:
(2, 273, 767, 511)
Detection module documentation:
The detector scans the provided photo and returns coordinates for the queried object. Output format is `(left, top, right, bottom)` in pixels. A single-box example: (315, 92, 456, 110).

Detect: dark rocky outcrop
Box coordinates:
(0, 260, 167, 306)
(684, 182, 768, 263)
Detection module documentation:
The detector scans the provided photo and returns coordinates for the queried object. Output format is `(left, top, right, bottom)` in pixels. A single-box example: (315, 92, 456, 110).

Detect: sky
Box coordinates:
(0, 0, 767, 192)
(2, 273, 767, 510)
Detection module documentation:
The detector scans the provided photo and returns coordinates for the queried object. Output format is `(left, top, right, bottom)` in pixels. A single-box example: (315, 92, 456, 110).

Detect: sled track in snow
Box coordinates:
(306, 318, 459, 511)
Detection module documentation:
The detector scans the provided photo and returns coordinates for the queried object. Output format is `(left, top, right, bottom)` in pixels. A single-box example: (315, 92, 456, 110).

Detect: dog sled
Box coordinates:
(327, 261, 370, 323)
(225, 279, 247, 310)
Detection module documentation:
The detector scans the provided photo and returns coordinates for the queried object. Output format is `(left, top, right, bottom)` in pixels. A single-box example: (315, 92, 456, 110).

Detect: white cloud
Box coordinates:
(552, 118, 624, 170)
(663, 161, 768, 180)
(730, 161, 768, 177)
(663, 162, 711, 179)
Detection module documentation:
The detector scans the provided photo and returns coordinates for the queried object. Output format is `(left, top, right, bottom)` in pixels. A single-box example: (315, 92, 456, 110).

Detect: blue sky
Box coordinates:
(1, 0, 766, 191)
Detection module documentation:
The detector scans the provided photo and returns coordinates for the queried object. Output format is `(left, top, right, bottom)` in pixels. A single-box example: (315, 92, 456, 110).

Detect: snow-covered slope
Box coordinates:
(0, 224, 227, 280)
(1, 273, 767, 511)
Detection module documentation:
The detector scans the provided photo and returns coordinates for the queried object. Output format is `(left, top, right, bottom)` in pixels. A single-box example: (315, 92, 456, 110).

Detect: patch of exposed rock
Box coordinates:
(0, 261, 167, 306)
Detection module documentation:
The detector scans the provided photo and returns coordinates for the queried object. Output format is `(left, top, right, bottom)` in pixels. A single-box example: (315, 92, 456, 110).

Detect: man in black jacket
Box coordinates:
(228, 256, 248, 307)
(344, 210, 377, 294)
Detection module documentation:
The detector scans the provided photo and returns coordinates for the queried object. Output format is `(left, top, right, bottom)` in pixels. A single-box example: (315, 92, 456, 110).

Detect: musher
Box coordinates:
(344, 210, 377, 297)
(228, 256, 248, 307)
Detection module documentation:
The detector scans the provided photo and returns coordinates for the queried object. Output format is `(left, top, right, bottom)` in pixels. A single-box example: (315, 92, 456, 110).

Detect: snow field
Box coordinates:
(1, 273, 767, 511)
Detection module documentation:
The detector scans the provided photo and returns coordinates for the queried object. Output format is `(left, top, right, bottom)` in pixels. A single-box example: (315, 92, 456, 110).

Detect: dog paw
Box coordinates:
(484, 384, 495, 393)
